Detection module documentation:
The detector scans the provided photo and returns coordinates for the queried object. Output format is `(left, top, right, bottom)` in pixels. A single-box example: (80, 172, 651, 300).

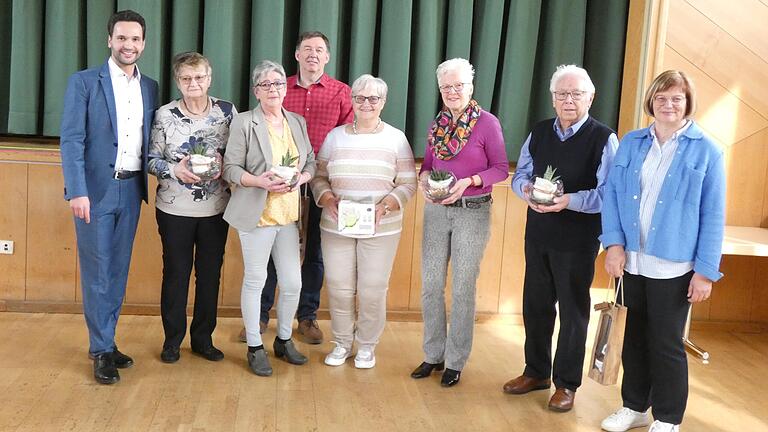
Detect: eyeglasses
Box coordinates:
(438, 82, 471, 94)
(178, 74, 209, 85)
(255, 81, 287, 91)
(653, 95, 686, 106)
(352, 95, 382, 105)
(553, 90, 587, 101)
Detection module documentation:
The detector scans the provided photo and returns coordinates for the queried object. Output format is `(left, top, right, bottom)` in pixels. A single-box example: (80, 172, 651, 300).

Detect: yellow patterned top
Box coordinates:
(258, 118, 299, 226)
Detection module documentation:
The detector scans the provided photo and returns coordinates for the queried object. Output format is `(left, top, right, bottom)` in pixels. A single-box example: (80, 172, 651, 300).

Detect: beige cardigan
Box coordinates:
(222, 106, 316, 232)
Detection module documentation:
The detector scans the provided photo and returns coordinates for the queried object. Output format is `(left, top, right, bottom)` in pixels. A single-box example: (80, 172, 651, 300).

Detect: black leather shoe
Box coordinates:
(161, 346, 180, 363)
(112, 348, 134, 369)
(410, 361, 445, 379)
(440, 368, 461, 387)
(93, 353, 120, 385)
(88, 346, 133, 369)
(191, 345, 224, 362)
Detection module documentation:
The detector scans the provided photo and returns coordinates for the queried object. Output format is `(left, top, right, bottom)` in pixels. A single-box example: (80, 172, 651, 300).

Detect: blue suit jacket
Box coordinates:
(60, 60, 159, 203)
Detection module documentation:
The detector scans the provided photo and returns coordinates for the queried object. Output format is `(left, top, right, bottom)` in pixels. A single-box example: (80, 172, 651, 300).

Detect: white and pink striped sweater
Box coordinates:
(310, 123, 417, 238)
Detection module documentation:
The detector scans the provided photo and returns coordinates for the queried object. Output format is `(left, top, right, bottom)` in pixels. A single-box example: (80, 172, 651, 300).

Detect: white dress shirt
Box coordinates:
(108, 57, 144, 172)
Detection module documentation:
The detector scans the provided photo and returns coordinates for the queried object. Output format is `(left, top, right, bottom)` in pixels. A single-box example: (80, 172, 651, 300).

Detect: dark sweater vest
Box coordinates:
(525, 116, 613, 252)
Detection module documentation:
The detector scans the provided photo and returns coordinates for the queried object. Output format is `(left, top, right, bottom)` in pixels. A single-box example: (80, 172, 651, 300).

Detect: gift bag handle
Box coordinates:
(611, 276, 625, 306)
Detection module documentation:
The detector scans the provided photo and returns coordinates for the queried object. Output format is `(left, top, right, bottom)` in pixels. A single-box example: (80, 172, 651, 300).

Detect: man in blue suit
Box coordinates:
(60, 10, 158, 385)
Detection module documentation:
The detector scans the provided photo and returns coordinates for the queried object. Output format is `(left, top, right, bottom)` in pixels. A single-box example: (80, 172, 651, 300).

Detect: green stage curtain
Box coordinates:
(0, 0, 628, 160)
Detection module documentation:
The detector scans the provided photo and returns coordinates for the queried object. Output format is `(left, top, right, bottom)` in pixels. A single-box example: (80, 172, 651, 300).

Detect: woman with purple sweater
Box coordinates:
(410, 58, 509, 387)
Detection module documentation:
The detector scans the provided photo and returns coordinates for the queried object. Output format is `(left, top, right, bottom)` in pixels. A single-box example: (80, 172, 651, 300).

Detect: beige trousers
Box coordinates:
(321, 231, 401, 350)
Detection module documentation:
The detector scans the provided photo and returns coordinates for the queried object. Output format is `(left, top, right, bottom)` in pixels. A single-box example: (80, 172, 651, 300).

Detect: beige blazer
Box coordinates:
(222, 106, 316, 232)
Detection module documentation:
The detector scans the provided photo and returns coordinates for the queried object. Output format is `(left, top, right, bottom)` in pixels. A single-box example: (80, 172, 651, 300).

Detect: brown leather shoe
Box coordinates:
(297, 319, 323, 344)
(548, 388, 575, 412)
(502, 375, 552, 394)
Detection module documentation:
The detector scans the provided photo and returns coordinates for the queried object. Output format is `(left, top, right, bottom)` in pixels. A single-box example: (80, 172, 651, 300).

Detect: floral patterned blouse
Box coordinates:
(148, 97, 236, 217)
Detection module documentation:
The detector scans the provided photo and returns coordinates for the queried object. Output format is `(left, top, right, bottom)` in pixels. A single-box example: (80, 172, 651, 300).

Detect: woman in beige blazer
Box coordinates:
(223, 60, 315, 377)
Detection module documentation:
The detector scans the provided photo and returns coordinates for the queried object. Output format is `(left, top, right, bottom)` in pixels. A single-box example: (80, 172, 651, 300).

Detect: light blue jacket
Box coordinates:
(599, 122, 725, 281)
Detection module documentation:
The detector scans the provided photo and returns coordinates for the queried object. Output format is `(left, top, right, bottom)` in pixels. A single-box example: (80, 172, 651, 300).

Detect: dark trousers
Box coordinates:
(522, 242, 597, 391)
(621, 271, 692, 425)
(156, 209, 229, 350)
(261, 186, 323, 323)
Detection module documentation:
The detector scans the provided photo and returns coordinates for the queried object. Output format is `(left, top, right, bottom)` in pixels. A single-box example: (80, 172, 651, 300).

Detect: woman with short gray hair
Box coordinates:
(223, 60, 315, 376)
(148, 51, 236, 364)
(411, 58, 509, 387)
(312, 74, 416, 369)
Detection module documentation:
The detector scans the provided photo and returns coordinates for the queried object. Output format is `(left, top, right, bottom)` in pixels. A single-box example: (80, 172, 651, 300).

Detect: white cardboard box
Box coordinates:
(337, 200, 375, 235)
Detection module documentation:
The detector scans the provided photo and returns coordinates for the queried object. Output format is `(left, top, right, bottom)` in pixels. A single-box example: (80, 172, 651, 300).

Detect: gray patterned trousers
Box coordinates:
(420, 201, 491, 371)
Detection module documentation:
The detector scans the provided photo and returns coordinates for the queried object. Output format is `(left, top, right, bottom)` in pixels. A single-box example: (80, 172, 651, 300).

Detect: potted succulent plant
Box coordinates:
(270, 150, 300, 187)
(528, 165, 564, 205)
(187, 142, 219, 181)
(425, 169, 456, 202)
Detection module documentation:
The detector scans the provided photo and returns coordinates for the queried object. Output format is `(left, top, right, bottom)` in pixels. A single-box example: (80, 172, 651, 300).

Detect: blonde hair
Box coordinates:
(643, 70, 696, 118)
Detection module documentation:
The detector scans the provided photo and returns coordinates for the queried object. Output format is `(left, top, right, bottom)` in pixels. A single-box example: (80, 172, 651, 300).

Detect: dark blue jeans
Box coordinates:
(260, 187, 323, 323)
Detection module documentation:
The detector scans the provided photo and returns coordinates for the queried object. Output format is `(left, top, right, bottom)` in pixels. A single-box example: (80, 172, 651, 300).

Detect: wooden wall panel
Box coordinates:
(687, 0, 768, 63)
(498, 191, 527, 314)
(220, 229, 244, 308)
(662, 48, 766, 146)
(125, 177, 163, 304)
(668, 0, 768, 119)
(25, 164, 77, 301)
(408, 191, 427, 311)
(475, 187, 508, 313)
(0, 163, 28, 300)
(723, 129, 768, 226)
(387, 193, 417, 310)
(709, 255, 757, 321)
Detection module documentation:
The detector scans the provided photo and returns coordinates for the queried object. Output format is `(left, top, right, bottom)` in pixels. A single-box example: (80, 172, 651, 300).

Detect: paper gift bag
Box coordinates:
(588, 277, 627, 385)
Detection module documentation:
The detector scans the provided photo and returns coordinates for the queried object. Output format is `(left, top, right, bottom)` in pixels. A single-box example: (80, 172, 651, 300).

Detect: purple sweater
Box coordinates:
(420, 110, 510, 196)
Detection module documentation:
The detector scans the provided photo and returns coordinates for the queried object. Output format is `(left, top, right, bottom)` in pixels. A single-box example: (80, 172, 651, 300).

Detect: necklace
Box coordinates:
(182, 97, 210, 117)
(353, 118, 382, 134)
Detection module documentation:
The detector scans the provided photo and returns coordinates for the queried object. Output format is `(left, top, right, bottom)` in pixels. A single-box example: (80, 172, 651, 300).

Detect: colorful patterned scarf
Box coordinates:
(427, 99, 481, 160)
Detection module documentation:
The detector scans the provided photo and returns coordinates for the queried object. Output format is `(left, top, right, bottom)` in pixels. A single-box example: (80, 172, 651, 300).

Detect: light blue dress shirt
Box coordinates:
(511, 114, 619, 213)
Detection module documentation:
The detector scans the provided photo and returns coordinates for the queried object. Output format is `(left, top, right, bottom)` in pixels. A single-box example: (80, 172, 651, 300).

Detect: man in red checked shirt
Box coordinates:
(239, 31, 353, 344)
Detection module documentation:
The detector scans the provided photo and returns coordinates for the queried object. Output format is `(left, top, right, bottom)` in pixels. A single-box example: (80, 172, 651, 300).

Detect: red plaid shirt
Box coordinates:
(283, 73, 354, 155)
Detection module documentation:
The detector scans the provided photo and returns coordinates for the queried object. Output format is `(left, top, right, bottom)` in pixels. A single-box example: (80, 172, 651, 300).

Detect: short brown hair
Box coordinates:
(172, 51, 212, 78)
(295, 31, 331, 53)
(643, 70, 696, 118)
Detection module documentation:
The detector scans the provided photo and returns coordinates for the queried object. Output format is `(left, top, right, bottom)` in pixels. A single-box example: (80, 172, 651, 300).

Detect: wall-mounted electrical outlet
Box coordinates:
(0, 240, 14, 255)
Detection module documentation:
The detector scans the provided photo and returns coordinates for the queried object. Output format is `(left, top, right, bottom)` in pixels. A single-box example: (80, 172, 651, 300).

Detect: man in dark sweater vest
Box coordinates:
(505, 65, 619, 412)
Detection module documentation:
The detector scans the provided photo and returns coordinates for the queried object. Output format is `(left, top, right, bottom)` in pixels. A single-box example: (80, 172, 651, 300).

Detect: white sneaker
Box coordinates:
(601, 407, 652, 432)
(354, 346, 376, 369)
(648, 420, 679, 432)
(324, 342, 352, 366)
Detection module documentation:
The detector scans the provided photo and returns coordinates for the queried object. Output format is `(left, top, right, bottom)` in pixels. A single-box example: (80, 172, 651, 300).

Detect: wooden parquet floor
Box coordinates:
(0, 312, 766, 432)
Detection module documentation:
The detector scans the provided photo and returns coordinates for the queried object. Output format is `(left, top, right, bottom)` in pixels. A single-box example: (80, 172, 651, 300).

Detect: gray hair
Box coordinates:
(251, 60, 286, 86)
(549, 64, 595, 93)
(436, 58, 475, 84)
(351, 74, 388, 99)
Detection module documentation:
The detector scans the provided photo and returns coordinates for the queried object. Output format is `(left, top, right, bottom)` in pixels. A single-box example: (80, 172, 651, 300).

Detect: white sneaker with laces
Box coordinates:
(601, 407, 652, 432)
(324, 343, 353, 366)
(354, 346, 376, 369)
(648, 420, 679, 432)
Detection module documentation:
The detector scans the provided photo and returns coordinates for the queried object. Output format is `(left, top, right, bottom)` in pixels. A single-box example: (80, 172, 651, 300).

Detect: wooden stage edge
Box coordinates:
(2, 299, 765, 333)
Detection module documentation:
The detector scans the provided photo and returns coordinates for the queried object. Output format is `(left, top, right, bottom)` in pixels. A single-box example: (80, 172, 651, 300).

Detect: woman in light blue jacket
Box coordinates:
(599, 70, 725, 432)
